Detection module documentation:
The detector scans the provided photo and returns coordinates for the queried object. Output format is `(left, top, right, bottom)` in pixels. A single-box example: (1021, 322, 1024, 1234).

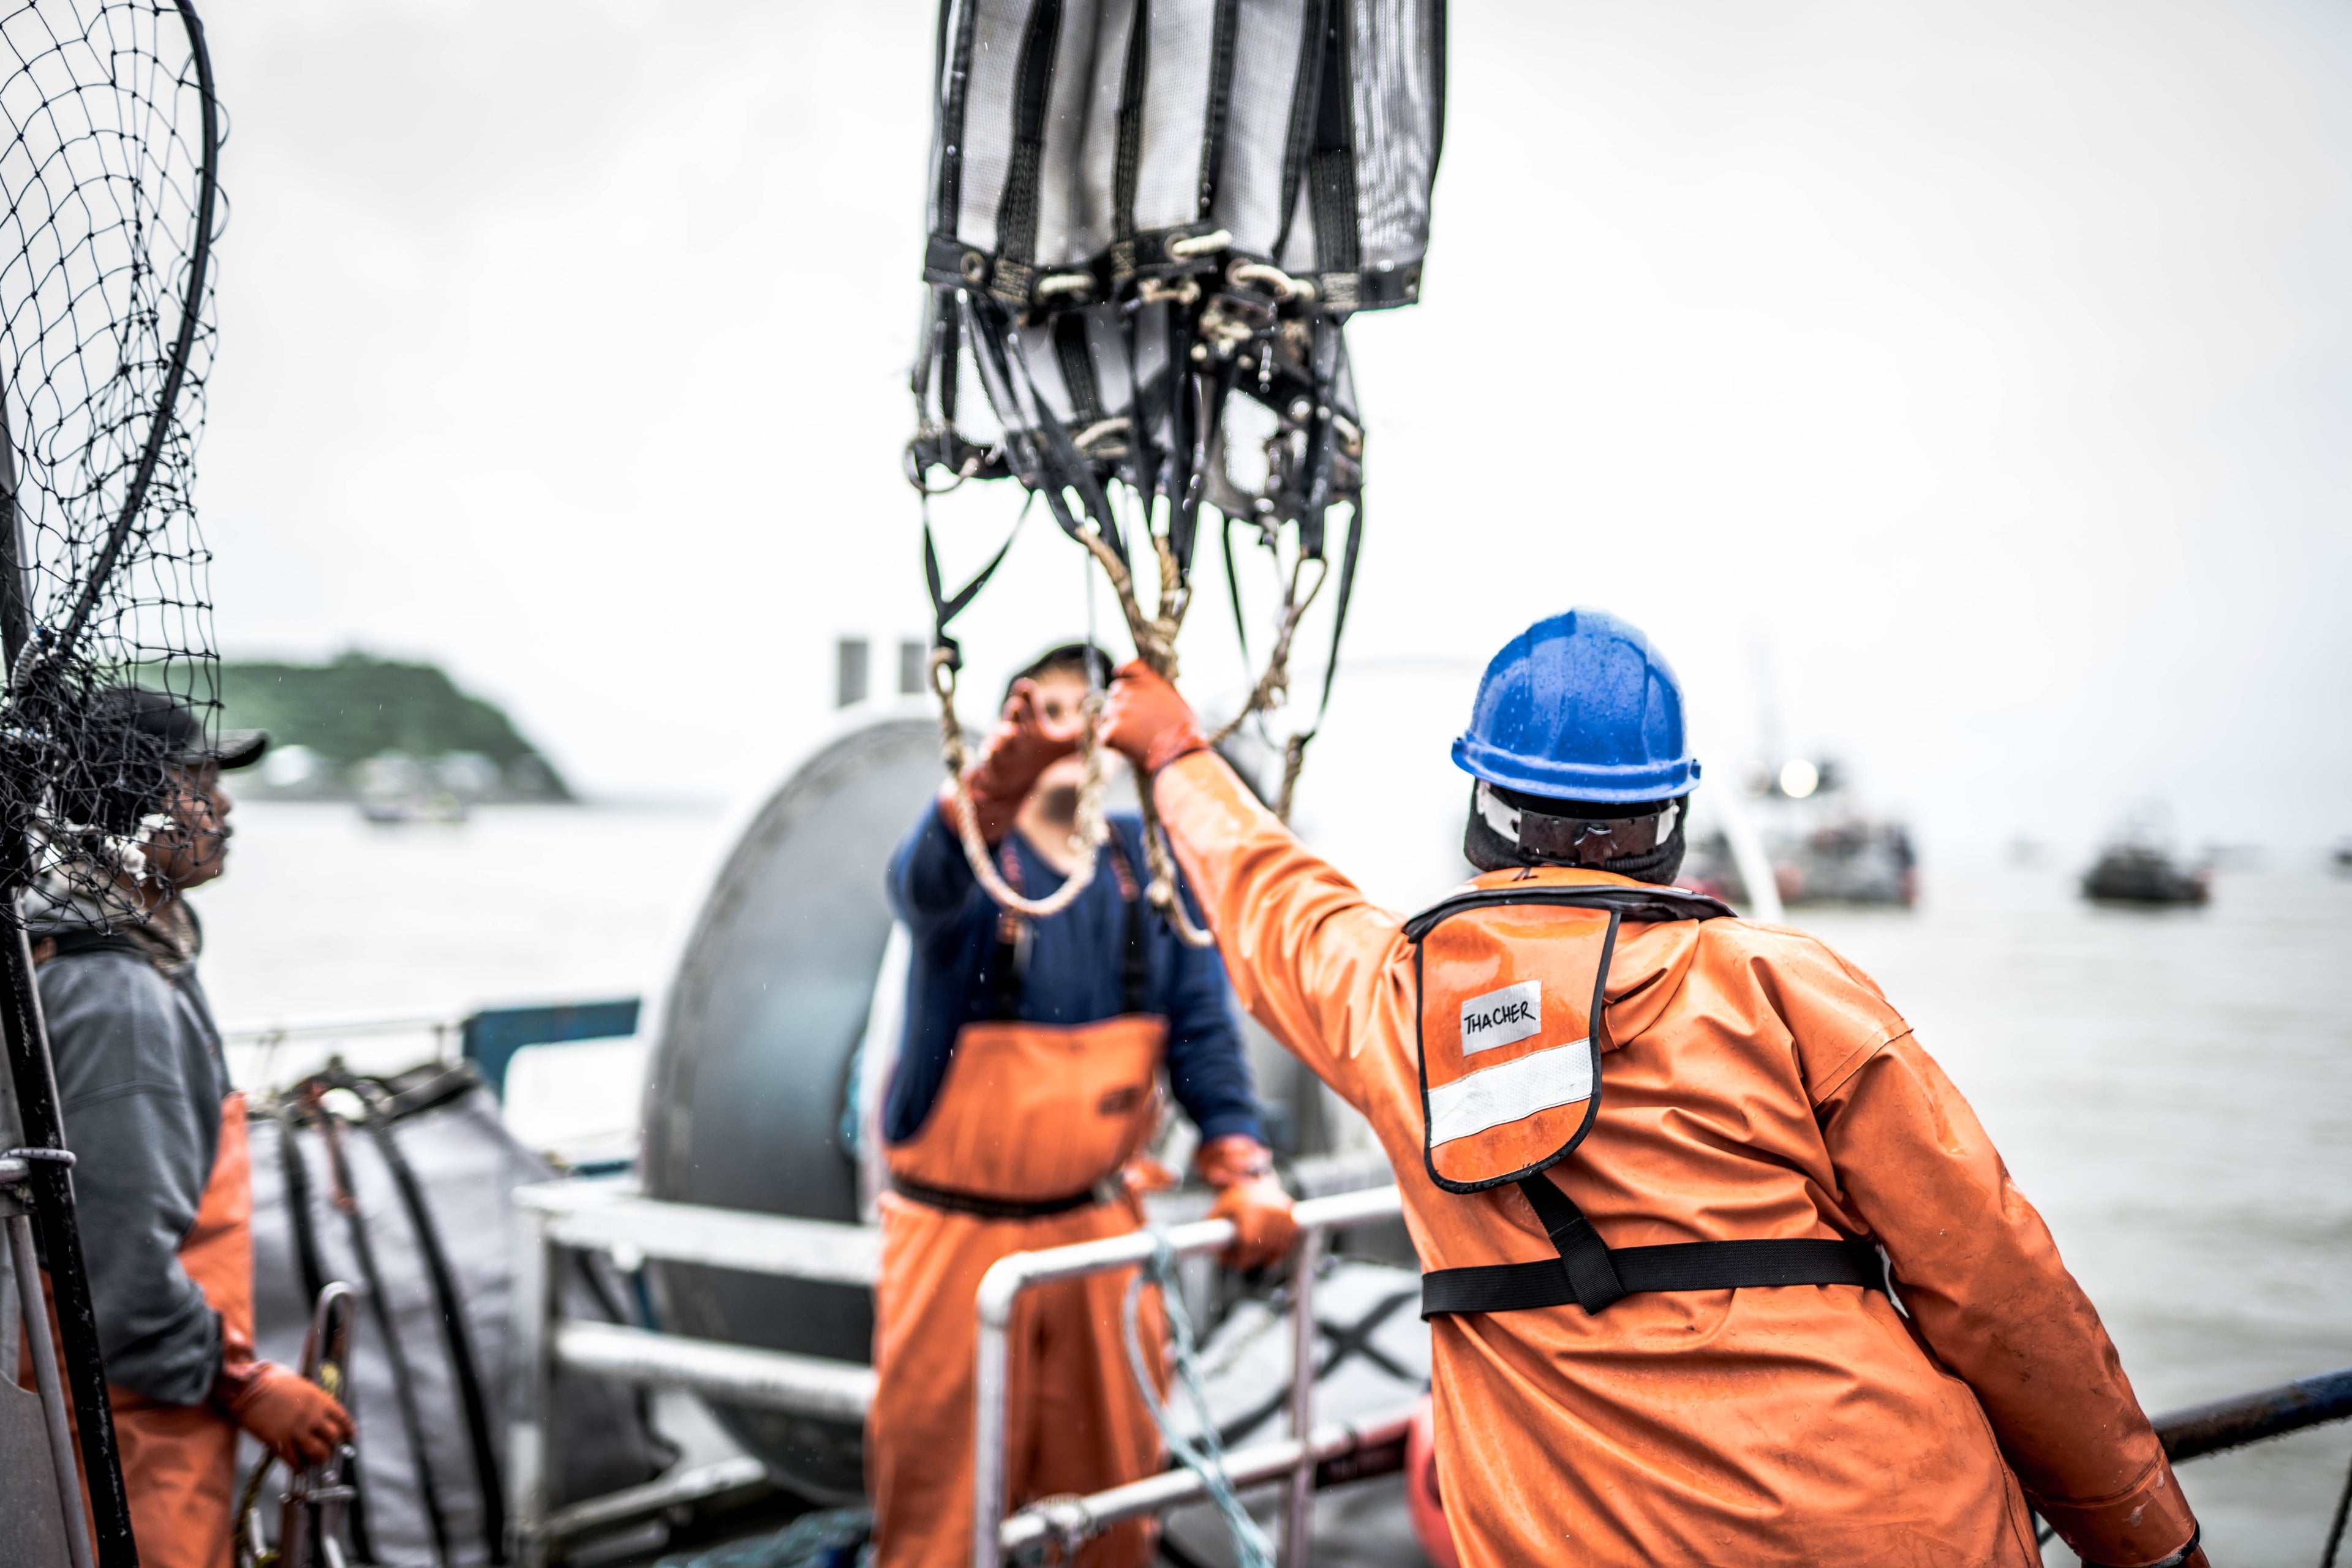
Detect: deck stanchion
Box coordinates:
(970, 1186, 1406, 1566)
(971, 1265, 1023, 1568)
(508, 1199, 554, 1568)
(1283, 1226, 1324, 1566)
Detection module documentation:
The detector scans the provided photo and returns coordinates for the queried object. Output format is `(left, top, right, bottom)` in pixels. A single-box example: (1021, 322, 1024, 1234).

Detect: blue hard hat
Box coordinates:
(1452, 608, 1700, 804)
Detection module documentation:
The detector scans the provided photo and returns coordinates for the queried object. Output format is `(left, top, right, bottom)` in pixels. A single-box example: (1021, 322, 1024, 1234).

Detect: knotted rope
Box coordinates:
(1072, 524, 1221, 949)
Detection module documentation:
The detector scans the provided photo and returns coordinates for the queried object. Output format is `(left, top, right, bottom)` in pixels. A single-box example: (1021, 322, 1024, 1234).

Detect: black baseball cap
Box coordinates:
(1003, 642, 1113, 706)
(103, 687, 270, 771)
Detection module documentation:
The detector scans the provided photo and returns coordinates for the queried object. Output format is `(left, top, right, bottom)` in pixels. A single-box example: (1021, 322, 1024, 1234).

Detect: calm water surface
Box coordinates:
(187, 803, 2351, 1565)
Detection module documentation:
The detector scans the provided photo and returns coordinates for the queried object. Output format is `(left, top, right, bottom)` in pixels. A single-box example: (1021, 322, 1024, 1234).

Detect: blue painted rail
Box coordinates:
(2155, 1366, 2352, 1461)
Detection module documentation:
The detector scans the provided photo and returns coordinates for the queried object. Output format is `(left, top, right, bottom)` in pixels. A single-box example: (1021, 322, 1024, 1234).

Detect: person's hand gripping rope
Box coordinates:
(1098, 661, 1208, 778)
(943, 674, 1088, 844)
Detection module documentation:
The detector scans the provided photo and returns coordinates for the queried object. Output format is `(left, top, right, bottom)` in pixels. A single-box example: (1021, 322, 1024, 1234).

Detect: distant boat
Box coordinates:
(1683, 756, 1917, 909)
(2081, 843, 2208, 907)
(357, 791, 469, 826)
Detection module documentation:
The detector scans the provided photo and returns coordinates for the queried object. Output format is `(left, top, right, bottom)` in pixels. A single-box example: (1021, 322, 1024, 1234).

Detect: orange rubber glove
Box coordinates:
(944, 676, 1085, 843)
(1197, 1134, 1297, 1270)
(1099, 660, 1208, 776)
(1119, 1155, 1180, 1200)
(216, 1359, 353, 1469)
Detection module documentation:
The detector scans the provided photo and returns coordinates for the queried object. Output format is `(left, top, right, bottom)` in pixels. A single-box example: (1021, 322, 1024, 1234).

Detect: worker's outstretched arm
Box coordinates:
(1820, 1038, 2203, 1568)
(1102, 663, 1406, 1111)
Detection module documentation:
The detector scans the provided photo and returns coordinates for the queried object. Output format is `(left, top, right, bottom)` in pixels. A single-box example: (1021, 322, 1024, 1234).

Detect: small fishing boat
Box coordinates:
(2081, 843, 2210, 906)
(1682, 756, 1918, 910)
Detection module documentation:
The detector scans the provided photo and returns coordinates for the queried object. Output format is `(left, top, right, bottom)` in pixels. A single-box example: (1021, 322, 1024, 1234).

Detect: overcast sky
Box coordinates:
(194, 0, 2351, 852)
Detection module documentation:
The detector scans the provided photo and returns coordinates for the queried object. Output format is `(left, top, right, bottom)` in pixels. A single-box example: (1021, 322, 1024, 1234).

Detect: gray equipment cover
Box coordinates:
(243, 1065, 668, 1567)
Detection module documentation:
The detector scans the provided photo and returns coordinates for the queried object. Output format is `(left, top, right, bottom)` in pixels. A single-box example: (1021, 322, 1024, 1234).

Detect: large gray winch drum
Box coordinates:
(639, 718, 942, 1501)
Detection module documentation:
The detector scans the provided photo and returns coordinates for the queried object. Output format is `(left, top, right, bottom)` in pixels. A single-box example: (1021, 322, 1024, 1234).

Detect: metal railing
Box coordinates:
(508, 1172, 1406, 1567)
(971, 1183, 1407, 1568)
(507, 1180, 880, 1566)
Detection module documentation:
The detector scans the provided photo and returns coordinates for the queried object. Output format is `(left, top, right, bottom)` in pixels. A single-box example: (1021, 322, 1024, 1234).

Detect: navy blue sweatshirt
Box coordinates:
(884, 807, 1263, 1148)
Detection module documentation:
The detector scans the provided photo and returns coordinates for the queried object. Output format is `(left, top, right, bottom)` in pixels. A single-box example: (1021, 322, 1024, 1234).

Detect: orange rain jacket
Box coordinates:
(1152, 751, 2198, 1568)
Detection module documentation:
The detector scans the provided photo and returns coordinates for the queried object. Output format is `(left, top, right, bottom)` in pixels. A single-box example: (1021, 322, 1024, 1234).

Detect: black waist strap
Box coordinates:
(891, 1173, 1107, 1220)
(1422, 1171, 1883, 1318)
(1423, 1238, 1883, 1317)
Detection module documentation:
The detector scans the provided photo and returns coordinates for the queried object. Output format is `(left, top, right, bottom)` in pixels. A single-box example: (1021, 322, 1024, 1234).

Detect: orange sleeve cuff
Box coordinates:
(2028, 1453, 2199, 1567)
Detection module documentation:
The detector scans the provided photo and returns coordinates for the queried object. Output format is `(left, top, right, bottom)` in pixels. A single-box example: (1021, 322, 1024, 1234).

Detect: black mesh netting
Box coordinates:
(0, 0, 222, 930)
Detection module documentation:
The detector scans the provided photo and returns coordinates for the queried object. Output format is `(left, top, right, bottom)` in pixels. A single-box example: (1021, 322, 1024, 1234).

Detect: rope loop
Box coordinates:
(1228, 259, 1316, 303)
(931, 649, 1109, 921)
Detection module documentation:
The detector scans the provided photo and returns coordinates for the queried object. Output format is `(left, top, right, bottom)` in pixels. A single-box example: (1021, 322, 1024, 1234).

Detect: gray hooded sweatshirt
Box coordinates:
(33, 891, 231, 1406)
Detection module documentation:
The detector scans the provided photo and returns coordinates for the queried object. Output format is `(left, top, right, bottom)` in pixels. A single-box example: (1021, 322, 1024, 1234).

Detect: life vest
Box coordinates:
(886, 840, 1167, 1217)
(1406, 877, 1883, 1317)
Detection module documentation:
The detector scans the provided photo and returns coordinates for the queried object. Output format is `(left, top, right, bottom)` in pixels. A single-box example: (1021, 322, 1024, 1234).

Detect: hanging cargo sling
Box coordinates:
(909, 0, 1443, 935)
(1403, 884, 1887, 1319)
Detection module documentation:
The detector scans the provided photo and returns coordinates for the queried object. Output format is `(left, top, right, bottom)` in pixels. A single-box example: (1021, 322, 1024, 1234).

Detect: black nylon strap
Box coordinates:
(367, 1111, 507, 1561)
(1423, 1238, 1884, 1317)
(1301, 491, 1361, 734)
(1304, 0, 1360, 274)
(924, 501, 1025, 671)
(1110, 0, 1148, 246)
(1220, 514, 1250, 666)
(1513, 1174, 1624, 1312)
(991, 0, 1065, 280)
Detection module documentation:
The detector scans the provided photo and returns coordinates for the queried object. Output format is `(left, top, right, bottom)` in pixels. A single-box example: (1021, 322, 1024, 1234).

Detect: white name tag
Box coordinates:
(1460, 981, 1543, 1055)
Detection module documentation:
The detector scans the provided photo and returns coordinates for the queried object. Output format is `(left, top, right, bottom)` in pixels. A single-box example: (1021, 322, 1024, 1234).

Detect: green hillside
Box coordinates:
(218, 652, 571, 800)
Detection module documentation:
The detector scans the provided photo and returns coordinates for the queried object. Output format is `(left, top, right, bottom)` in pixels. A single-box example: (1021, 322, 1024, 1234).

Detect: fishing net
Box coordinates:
(0, 0, 223, 930)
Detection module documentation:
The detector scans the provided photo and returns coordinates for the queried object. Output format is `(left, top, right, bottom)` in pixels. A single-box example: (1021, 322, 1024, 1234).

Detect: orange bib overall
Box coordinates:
(26, 1094, 252, 1568)
(869, 877, 1170, 1568)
